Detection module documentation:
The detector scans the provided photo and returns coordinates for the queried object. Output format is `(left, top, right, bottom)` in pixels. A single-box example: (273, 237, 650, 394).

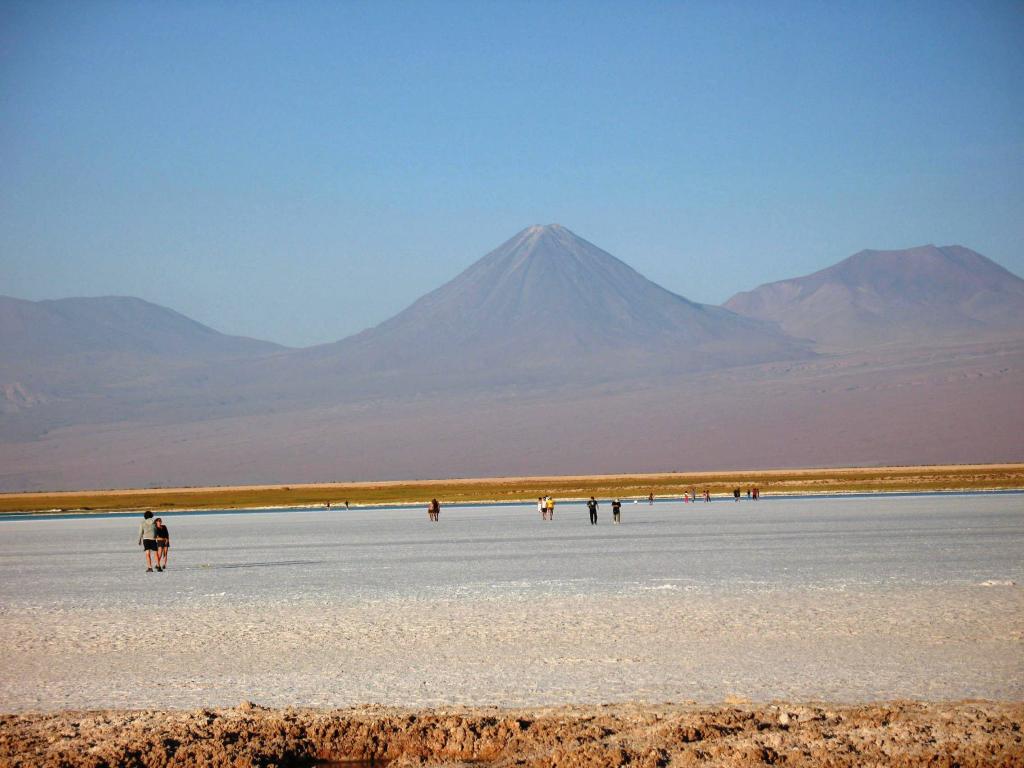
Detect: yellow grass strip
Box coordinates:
(1, 464, 1022, 514)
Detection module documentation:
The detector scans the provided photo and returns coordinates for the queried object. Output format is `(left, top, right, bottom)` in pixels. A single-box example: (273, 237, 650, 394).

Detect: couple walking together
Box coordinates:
(427, 498, 441, 521)
(586, 497, 622, 525)
(138, 510, 170, 572)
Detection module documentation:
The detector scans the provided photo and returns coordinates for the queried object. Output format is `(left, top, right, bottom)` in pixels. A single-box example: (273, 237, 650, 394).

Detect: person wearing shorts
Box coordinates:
(138, 511, 159, 572)
(154, 518, 170, 571)
(612, 498, 621, 524)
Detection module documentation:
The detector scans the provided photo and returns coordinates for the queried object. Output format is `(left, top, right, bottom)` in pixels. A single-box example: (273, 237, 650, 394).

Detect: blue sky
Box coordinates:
(2, 1, 1022, 346)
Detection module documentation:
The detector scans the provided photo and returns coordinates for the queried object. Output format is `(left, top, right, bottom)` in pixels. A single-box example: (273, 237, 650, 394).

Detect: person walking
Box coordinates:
(587, 496, 598, 525)
(733, 487, 741, 502)
(546, 496, 555, 519)
(648, 493, 654, 505)
(154, 517, 170, 571)
(704, 489, 711, 503)
(428, 498, 440, 521)
(612, 498, 621, 524)
(137, 511, 159, 572)
(538, 496, 546, 520)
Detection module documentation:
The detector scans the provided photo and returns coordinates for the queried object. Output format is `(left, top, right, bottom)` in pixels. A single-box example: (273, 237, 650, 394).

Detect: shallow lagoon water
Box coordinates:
(1, 494, 1022, 710)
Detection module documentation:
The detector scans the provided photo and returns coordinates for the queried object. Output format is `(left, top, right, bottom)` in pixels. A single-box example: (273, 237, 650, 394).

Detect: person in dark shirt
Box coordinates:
(587, 497, 598, 525)
(154, 518, 170, 571)
(612, 498, 621, 524)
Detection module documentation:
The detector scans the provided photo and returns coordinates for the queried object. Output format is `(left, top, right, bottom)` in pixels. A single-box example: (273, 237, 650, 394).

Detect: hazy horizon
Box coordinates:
(9, 229, 1017, 350)
(3, 1, 1022, 346)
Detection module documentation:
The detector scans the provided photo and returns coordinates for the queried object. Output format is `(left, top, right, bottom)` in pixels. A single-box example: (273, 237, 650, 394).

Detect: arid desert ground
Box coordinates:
(2, 492, 1022, 765)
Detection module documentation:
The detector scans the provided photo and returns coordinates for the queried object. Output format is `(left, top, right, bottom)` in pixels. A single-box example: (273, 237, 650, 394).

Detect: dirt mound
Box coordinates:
(1, 700, 1021, 767)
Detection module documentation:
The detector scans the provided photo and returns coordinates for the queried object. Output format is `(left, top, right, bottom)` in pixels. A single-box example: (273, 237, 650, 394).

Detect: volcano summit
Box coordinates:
(301, 224, 811, 390)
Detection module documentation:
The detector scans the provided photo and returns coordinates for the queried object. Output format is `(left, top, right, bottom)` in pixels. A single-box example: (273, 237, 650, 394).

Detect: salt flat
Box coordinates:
(1, 494, 1021, 711)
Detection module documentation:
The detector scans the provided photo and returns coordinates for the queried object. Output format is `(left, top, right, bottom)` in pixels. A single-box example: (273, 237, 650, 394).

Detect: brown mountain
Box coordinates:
(724, 245, 1024, 350)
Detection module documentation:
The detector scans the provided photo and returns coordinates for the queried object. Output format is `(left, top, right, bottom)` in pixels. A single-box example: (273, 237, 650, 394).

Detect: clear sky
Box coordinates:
(2, 1, 1022, 347)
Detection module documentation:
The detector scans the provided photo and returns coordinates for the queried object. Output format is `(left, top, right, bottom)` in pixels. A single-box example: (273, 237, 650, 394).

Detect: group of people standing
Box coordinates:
(137, 510, 170, 572)
(538, 496, 556, 520)
(732, 487, 761, 501)
(680, 489, 713, 503)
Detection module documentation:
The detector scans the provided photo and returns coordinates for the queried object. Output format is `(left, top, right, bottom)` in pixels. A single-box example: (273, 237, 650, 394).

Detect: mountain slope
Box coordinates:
(0, 296, 284, 415)
(303, 224, 811, 384)
(0, 295, 283, 361)
(724, 245, 1024, 349)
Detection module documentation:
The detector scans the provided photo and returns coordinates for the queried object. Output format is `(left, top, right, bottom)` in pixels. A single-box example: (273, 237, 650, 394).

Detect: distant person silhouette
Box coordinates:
(612, 498, 621, 524)
(587, 496, 598, 525)
(733, 488, 741, 502)
(648, 493, 654, 505)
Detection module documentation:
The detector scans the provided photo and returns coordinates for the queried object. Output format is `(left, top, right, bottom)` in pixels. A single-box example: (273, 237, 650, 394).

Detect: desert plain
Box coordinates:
(1, 488, 1022, 766)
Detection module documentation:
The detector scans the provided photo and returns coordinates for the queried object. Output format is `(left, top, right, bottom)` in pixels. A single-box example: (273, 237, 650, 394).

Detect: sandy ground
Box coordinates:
(1, 701, 1022, 767)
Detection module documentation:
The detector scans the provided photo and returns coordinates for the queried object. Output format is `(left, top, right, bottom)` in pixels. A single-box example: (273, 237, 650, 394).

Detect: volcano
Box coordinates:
(304, 224, 810, 388)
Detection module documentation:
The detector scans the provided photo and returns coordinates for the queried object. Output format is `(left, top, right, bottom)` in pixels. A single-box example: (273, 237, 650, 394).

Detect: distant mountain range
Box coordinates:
(1, 226, 1022, 491)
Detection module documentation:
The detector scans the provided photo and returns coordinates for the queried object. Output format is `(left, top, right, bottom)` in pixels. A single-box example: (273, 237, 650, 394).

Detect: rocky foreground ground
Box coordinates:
(0, 700, 1021, 767)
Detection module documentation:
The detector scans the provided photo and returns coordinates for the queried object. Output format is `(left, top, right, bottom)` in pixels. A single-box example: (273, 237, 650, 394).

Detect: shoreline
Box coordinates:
(2, 700, 1021, 767)
(1, 485, 1023, 520)
(2, 462, 1023, 515)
